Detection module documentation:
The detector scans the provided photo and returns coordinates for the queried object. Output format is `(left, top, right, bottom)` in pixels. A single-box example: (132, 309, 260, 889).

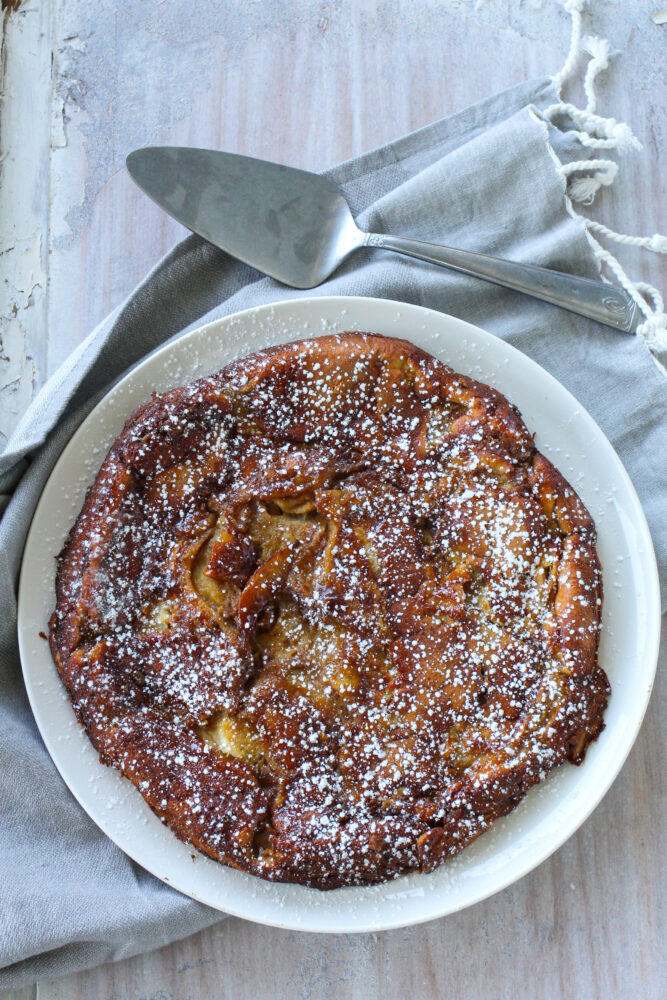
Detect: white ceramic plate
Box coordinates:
(18, 296, 661, 933)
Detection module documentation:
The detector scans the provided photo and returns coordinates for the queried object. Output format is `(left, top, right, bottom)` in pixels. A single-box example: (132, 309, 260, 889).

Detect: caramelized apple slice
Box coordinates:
(206, 529, 258, 587)
(238, 546, 295, 633)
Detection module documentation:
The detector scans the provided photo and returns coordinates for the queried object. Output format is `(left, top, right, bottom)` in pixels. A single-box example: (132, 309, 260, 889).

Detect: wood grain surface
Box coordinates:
(1, 1, 665, 998)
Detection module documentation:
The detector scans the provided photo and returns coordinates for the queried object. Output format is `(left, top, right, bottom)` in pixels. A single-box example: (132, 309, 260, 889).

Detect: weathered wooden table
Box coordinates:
(2, 2, 665, 998)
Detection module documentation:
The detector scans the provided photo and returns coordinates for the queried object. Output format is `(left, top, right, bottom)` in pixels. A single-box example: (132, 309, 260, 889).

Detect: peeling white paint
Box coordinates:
(51, 96, 68, 149)
(0, 235, 45, 444)
(0, 0, 51, 447)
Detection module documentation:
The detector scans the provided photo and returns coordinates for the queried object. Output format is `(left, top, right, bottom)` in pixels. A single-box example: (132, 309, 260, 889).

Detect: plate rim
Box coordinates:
(18, 294, 662, 933)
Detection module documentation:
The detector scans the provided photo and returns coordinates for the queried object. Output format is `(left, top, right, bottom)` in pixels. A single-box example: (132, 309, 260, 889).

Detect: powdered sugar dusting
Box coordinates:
(49, 332, 608, 890)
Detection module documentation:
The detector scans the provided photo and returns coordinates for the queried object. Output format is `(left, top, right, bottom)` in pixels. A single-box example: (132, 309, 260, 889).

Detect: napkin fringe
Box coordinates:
(543, 0, 667, 372)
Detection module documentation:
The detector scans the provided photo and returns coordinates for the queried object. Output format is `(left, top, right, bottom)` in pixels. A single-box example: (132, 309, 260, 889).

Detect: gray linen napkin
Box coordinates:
(1, 76, 665, 990)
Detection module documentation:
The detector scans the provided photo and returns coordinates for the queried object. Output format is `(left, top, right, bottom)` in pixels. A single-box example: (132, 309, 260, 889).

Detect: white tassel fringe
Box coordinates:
(543, 0, 667, 371)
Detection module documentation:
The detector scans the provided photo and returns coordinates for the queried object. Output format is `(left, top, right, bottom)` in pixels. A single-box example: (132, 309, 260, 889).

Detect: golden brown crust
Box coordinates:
(50, 332, 608, 889)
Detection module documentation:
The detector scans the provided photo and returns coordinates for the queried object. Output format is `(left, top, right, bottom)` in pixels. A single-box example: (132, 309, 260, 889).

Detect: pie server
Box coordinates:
(126, 146, 639, 333)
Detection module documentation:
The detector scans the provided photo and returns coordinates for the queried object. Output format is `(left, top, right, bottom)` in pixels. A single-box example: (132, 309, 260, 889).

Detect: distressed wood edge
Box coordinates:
(0, 0, 51, 447)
